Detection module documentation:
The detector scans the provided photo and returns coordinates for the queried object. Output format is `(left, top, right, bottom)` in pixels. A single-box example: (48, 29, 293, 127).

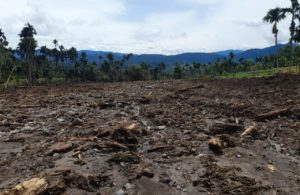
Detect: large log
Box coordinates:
(209, 122, 244, 135)
(175, 84, 205, 94)
(255, 108, 291, 121)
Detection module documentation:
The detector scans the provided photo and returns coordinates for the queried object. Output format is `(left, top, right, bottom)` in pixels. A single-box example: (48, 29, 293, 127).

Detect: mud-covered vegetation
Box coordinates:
(0, 75, 300, 194)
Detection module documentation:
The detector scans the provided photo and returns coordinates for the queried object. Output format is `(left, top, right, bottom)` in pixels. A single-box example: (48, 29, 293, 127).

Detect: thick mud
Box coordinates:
(0, 75, 300, 194)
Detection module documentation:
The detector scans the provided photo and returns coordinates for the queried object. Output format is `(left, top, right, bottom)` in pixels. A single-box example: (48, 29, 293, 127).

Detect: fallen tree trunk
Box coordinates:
(175, 84, 205, 94)
(209, 122, 244, 135)
(255, 108, 291, 121)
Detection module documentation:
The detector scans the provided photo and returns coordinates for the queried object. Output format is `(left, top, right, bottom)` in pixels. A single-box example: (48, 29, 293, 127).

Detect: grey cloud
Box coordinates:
(234, 20, 263, 28)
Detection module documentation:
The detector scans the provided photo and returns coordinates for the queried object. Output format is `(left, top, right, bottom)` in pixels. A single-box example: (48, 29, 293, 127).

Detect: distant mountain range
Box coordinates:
(80, 44, 287, 67)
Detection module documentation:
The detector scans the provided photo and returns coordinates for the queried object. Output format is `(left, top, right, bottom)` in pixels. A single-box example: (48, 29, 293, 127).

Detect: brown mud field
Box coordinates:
(0, 75, 300, 195)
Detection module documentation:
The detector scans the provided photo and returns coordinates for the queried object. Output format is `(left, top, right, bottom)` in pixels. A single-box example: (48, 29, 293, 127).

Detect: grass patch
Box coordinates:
(219, 66, 299, 79)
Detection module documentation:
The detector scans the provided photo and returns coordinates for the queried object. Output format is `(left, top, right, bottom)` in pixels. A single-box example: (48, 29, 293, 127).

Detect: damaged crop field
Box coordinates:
(0, 75, 300, 195)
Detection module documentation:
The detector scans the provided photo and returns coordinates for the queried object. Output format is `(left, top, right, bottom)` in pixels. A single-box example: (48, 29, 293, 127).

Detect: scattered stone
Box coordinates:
(159, 173, 172, 185)
(98, 102, 115, 109)
(124, 183, 132, 190)
(183, 130, 191, 134)
(139, 168, 154, 178)
(4, 178, 48, 195)
(158, 125, 166, 130)
(267, 164, 276, 173)
(53, 153, 59, 157)
(71, 118, 83, 126)
(111, 122, 143, 149)
(74, 159, 86, 166)
(208, 137, 223, 155)
(57, 118, 65, 123)
(22, 125, 34, 131)
(113, 189, 126, 195)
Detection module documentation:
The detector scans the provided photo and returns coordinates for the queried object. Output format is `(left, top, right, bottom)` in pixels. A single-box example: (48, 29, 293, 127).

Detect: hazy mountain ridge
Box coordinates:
(80, 44, 287, 65)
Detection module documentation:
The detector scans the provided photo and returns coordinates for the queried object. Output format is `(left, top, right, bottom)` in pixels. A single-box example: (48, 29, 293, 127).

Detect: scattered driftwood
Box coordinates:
(49, 143, 74, 154)
(240, 125, 258, 137)
(255, 108, 291, 121)
(12, 105, 42, 109)
(175, 84, 205, 94)
(147, 145, 175, 153)
(210, 122, 244, 135)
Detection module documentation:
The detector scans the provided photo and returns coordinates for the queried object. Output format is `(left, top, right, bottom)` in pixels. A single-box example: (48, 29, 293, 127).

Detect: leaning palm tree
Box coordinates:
(263, 7, 286, 68)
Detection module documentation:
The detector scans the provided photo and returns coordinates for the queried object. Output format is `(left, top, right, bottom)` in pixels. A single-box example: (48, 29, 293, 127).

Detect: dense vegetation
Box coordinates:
(1, 0, 300, 87)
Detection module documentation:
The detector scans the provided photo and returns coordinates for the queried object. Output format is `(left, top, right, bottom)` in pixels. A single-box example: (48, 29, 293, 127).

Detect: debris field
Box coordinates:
(0, 75, 300, 194)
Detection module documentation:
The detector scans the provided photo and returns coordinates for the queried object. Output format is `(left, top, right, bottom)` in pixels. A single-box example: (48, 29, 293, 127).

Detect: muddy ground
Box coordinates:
(0, 75, 300, 195)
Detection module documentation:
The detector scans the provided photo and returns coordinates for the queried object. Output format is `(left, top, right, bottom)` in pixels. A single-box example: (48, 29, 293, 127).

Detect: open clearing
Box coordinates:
(0, 75, 300, 194)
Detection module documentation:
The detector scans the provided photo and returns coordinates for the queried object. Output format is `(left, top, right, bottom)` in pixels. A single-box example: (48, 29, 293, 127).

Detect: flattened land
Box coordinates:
(0, 75, 300, 194)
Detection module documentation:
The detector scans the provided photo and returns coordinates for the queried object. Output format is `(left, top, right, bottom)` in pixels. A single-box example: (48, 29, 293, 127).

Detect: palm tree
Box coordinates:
(229, 51, 235, 73)
(59, 44, 65, 70)
(263, 7, 286, 68)
(282, 0, 300, 69)
(0, 29, 10, 81)
(17, 23, 37, 86)
(53, 39, 58, 49)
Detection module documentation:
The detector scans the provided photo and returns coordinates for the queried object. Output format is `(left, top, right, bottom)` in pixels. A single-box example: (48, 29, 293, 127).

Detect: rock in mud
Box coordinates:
(138, 168, 155, 178)
(4, 178, 48, 195)
(48, 143, 74, 155)
(71, 118, 83, 126)
(113, 189, 126, 195)
(208, 137, 223, 155)
(111, 122, 143, 149)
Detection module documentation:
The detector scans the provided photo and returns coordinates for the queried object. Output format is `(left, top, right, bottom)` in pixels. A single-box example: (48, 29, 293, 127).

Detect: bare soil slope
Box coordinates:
(0, 75, 300, 194)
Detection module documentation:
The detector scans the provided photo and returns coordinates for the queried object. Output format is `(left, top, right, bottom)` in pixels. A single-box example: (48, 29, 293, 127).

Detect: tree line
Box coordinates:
(0, 23, 177, 86)
(1, 0, 300, 88)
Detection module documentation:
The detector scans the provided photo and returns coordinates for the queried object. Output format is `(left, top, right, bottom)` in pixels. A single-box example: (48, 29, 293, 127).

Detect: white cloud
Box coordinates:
(0, 0, 294, 54)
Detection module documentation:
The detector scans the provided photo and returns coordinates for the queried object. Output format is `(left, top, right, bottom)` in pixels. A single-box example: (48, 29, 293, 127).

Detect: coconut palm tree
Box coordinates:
(53, 39, 58, 49)
(281, 0, 300, 68)
(263, 7, 286, 68)
(17, 23, 37, 86)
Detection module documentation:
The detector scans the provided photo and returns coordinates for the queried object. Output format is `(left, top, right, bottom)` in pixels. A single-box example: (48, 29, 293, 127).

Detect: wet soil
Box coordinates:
(0, 75, 300, 194)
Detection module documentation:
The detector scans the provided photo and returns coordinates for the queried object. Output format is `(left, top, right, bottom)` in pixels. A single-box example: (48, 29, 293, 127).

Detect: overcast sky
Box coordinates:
(0, 0, 292, 54)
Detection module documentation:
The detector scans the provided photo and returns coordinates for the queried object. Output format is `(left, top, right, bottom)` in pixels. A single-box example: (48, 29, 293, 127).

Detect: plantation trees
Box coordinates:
(17, 23, 37, 86)
(0, 29, 13, 82)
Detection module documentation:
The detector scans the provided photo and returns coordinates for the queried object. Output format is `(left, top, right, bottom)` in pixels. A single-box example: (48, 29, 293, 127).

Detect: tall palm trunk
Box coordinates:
(273, 22, 279, 68)
(290, 14, 295, 73)
(26, 48, 33, 86)
(0, 53, 3, 81)
(275, 33, 279, 68)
